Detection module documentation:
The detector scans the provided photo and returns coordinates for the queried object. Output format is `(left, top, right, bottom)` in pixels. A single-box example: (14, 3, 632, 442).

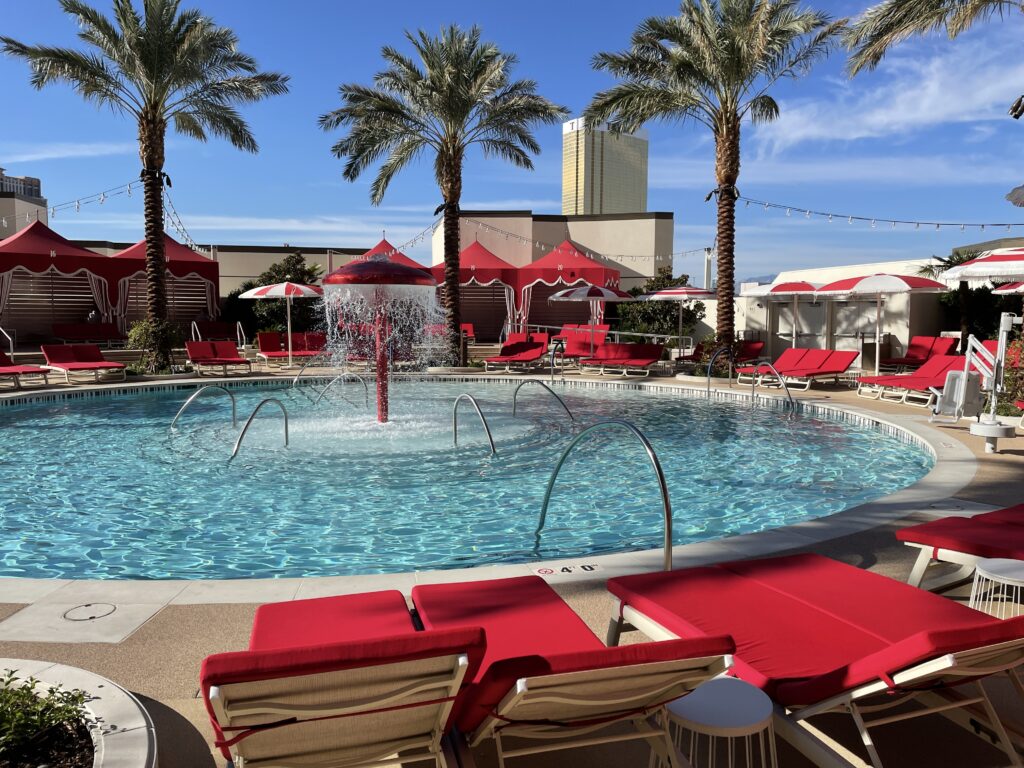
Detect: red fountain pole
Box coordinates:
(321, 259, 436, 425)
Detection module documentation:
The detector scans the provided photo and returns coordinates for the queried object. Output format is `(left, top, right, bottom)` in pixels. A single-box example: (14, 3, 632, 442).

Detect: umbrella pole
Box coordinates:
(874, 295, 882, 377)
(677, 303, 683, 355)
(286, 295, 293, 367)
(792, 295, 798, 348)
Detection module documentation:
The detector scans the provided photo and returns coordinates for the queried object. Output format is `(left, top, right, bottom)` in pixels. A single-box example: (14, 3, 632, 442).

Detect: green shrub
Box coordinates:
(0, 670, 89, 753)
(126, 319, 184, 374)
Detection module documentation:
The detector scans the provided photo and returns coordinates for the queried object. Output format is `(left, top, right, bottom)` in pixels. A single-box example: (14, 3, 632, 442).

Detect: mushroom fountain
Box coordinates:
(321, 258, 440, 423)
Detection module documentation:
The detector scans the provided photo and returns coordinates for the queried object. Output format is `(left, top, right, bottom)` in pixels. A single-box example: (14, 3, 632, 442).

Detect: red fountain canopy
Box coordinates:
(323, 258, 438, 287)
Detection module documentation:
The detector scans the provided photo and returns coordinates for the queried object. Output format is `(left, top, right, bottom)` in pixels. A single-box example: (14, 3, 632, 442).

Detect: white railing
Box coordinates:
(0, 326, 13, 358)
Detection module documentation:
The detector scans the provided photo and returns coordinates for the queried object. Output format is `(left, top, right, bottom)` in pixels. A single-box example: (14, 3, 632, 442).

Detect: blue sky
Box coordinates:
(2, 0, 1023, 281)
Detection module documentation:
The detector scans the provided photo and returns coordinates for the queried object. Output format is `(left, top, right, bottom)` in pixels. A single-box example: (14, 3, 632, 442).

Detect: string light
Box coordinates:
(737, 195, 1024, 232)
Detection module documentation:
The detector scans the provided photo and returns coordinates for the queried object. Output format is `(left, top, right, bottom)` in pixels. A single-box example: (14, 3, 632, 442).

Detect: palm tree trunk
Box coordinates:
(714, 116, 741, 343)
(441, 155, 464, 365)
(139, 114, 171, 372)
(958, 280, 969, 353)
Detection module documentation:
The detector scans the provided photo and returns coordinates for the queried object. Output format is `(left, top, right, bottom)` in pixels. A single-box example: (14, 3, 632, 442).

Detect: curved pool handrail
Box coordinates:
(512, 380, 574, 423)
(534, 419, 673, 571)
(170, 385, 237, 429)
(290, 351, 333, 387)
(452, 393, 497, 456)
(705, 346, 734, 398)
(314, 373, 370, 407)
(549, 338, 565, 381)
(230, 398, 289, 461)
(750, 360, 796, 412)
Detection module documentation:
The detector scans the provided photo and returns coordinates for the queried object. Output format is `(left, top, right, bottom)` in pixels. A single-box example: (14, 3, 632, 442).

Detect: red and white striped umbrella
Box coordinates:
(944, 249, 1024, 281)
(816, 274, 947, 375)
(240, 282, 324, 366)
(547, 285, 635, 302)
(992, 281, 1024, 295)
(745, 282, 822, 348)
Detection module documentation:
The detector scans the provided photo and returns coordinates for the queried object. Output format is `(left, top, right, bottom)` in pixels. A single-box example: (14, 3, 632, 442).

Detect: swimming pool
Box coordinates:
(0, 379, 932, 579)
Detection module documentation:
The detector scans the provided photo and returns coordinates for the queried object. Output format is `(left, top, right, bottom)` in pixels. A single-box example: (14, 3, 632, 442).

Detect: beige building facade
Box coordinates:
(561, 119, 648, 216)
(0, 192, 48, 236)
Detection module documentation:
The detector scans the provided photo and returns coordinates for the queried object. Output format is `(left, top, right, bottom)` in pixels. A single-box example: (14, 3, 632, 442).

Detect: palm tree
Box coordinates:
(1, 0, 289, 371)
(319, 25, 567, 365)
(918, 250, 979, 353)
(848, 0, 1024, 119)
(584, 0, 845, 342)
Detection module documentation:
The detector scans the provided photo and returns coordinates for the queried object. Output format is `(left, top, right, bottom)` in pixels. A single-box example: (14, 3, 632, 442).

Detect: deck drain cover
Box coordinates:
(63, 603, 116, 622)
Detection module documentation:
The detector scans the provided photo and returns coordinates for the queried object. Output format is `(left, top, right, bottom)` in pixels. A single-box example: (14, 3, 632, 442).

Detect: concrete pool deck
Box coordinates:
(0, 371, 1022, 766)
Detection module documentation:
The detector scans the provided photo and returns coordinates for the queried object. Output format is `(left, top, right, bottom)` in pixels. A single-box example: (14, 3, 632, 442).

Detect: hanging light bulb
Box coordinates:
(891, 221, 896, 229)
(50, 207, 56, 218)
(915, 223, 920, 230)
(981, 224, 986, 231)
(126, 183, 132, 197)
(804, 210, 810, 218)
(848, 216, 853, 224)
(870, 219, 876, 229)
(75, 200, 80, 212)
(785, 208, 791, 217)
(763, 203, 769, 211)
(1, 217, 6, 228)
(935, 224, 940, 231)
(99, 192, 106, 205)
(1008, 224, 1013, 232)
(744, 200, 750, 207)
(828, 214, 833, 223)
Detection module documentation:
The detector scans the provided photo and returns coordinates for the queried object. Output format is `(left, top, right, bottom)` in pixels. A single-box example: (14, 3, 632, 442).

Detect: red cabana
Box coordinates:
(0, 221, 118, 338)
(514, 240, 620, 329)
(110, 234, 220, 327)
(354, 239, 432, 273)
(431, 241, 518, 341)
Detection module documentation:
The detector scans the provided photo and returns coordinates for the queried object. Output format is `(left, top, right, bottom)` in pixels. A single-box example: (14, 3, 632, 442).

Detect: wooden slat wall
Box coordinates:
(122, 275, 210, 325)
(525, 283, 590, 330)
(2, 270, 98, 341)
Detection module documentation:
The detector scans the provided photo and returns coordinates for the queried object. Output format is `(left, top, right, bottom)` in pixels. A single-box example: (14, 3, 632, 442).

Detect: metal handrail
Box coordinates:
(230, 398, 289, 460)
(705, 346, 734, 397)
(290, 351, 333, 386)
(512, 380, 574, 422)
(452, 393, 497, 455)
(549, 337, 565, 381)
(534, 419, 673, 571)
(749, 361, 797, 411)
(0, 326, 13, 358)
(314, 373, 370, 406)
(190, 321, 201, 341)
(170, 385, 237, 429)
(235, 321, 248, 349)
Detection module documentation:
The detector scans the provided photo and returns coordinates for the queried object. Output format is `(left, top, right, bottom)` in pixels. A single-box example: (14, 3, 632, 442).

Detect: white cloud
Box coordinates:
(0, 141, 136, 164)
(754, 29, 1024, 152)
(649, 151, 1024, 189)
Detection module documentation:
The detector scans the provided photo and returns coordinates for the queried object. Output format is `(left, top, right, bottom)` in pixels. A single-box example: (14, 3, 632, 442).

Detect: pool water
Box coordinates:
(0, 380, 932, 579)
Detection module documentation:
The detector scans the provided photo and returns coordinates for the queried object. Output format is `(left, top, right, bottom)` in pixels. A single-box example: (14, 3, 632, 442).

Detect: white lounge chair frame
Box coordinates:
(206, 651, 470, 768)
(43, 363, 126, 385)
(193, 359, 253, 377)
(452, 654, 730, 768)
(904, 541, 984, 591)
(608, 601, 1024, 768)
(0, 369, 49, 390)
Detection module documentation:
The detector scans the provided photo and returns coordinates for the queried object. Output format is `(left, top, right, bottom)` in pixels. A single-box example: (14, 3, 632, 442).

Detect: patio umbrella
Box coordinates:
(944, 249, 1024, 282)
(239, 281, 324, 366)
(548, 284, 635, 353)
(638, 286, 715, 351)
(745, 281, 821, 348)
(816, 274, 947, 376)
(992, 281, 1024, 295)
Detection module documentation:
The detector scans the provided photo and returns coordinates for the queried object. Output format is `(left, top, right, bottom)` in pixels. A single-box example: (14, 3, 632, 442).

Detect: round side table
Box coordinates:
(663, 677, 777, 768)
(969, 558, 1024, 618)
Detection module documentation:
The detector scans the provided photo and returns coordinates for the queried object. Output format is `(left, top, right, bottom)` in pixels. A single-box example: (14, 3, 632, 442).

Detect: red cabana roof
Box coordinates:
(356, 238, 431, 273)
(111, 233, 214, 263)
(430, 240, 518, 286)
(0, 220, 101, 259)
(517, 240, 619, 288)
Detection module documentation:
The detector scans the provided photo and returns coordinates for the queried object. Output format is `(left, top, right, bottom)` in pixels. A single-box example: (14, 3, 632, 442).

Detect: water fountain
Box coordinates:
(321, 258, 443, 422)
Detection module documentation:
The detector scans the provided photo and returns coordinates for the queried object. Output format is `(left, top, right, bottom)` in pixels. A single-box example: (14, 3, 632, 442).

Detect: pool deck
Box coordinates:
(0, 369, 1022, 766)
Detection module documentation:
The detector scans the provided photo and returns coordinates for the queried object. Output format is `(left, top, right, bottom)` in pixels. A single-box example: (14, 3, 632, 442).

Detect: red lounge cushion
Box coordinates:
(71, 344, 107, 362)
(258, 351, 291, 358)
(186, 341, 216, 361)
(0, 366, 48, 375)
(608, 554, 1000, 705)
(454, 635, 734, 733)
(201, 358, 249, 365)
(41, 345, 76, 364)
(201, 626, 486, 759)
(249, 591, 415, 651)
(896, 515, 1024, 560)
(213, 341, 242, 359)
(257, 332, 282, 352)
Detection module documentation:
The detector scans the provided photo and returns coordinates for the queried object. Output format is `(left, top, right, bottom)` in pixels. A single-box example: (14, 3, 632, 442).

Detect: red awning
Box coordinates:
(430, 240, 518, 286)
(355, 239, 432, 273)
(516, 240, 620, 290)
(110, 233, 219, 282)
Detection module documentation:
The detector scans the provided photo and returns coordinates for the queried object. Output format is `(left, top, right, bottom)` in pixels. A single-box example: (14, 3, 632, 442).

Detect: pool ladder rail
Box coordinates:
(534, 419, 673, 572)
(452, 393, 497, 456)
(170, 386, 289, 460)
(314, 373, 370, 407)
(706, 347, 796, 413)
(512, 380, 574, 423)
(170, 385, 238, 429)
(231, 398, 289, 461)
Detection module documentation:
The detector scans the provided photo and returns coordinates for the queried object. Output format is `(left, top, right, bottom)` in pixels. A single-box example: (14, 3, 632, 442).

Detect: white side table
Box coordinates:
(662, 677, 777, 768)
(969, 558, 1024, 618)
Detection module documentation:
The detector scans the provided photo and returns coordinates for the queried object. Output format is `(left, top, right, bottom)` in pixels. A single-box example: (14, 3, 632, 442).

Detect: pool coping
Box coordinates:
(0, 373, 980, 608)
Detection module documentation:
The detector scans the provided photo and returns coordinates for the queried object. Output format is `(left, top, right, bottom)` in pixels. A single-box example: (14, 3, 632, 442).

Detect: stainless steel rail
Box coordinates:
(290, 351, 333, 386)
(314, 373, 370, 407)
(750, 361, 796, 411)
(512, 380, 574, 422)
(549, 338, 565, 381)
(452, 393, 497, 456)
(170, 385, 238, 429)
(0, 326, 13, 358)
(230, 398, 289, 460)
(534, 419, 673, 571)
(705, 346, 734, 397)
(190, 321, 201, 341)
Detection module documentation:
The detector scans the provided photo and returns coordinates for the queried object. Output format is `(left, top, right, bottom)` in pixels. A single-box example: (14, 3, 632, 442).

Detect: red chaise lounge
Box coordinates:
(736, 347, 810, 385)
(413, 575, 732, 765)
(0, 351, 49, 389)
(484, 332, 549, 372)
(881, 335, 957, 371)
(185, 341, 252, 376)
(579, 342, 666, 377)
(856, 354, 964, 406)
(606, 553, 1024, 768)
(40, 344, 126, 384)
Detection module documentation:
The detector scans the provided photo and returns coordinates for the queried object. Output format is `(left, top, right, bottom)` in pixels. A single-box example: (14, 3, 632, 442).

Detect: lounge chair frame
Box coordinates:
(193, 359, 253, 377)
(608, 603, 1024, 768)
(207, 652, 471, 768)
(459, 655, 729, 768)
(43, 364, 126, 385)
(904, 542, 982, 591)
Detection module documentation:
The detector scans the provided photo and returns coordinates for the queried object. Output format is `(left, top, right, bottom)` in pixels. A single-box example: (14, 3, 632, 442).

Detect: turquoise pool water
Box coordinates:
(0, 380, 932, 579)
